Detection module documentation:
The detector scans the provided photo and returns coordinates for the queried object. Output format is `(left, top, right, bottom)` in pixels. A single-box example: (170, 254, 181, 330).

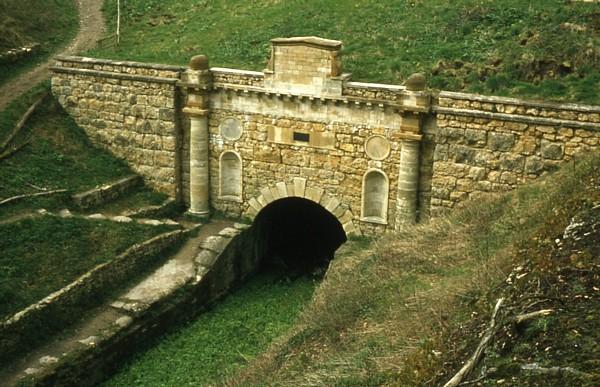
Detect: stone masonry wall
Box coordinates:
(51, 56, 185, 196)
(206, 92, 406, 235)
(51, 48, 600, 233)
(431, 91, 600, 215)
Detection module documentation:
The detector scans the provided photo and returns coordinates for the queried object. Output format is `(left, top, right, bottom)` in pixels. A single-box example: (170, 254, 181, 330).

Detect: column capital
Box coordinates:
(182, 107, 209, 117)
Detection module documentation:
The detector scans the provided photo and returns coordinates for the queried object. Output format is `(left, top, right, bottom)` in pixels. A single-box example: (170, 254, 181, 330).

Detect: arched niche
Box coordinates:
(361, 169, 389, 224)
(219, 151, 242, 200)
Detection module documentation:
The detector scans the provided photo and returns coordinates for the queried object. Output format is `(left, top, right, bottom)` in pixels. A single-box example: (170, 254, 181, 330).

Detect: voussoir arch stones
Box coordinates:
(243, 177, 361, 236)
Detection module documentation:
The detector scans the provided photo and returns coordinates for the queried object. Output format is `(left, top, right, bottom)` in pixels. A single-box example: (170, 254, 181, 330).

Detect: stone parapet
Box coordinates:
(211, 67, 264, 88)
(436, 91, 600, 126)
(430, 91, 600, 215)
(54, 55, 184, 78)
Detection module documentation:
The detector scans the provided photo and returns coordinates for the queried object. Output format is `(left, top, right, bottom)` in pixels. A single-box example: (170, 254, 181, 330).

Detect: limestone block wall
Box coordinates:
(431, 91, 600, 215)
(51, 56, 185, 196)
(205, 91, 405, 234)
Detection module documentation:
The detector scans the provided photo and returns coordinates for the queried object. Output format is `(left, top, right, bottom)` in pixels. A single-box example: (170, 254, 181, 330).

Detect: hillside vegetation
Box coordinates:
(221, 151, 599, 386)
(93, 0, 600, 104)
(0, 0, 78, 86)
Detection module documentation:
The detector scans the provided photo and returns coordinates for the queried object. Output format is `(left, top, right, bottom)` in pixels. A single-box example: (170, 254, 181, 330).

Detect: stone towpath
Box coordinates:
(0, 0, 105, 110)
(0, 218, 237, 386)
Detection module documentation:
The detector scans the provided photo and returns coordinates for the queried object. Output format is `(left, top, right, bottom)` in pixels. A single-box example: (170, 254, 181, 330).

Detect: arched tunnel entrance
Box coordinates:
(250, 197, 347, 275)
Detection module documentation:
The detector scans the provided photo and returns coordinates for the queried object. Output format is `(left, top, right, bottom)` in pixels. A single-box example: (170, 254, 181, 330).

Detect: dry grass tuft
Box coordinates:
(226, 151, 600, 386)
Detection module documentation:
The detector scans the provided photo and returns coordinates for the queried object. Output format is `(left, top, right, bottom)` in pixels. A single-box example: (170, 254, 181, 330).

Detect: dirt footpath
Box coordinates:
(0, 0, 105, 110)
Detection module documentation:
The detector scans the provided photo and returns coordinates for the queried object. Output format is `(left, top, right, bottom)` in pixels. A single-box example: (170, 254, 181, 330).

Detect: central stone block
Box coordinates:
(264, 36, 350, 96)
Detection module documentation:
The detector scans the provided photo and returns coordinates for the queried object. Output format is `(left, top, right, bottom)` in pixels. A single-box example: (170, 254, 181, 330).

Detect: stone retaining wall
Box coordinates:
(51, 56, 185, 197)
(15, 225, 259, 386)
(430, 91, 600, 215)
(71, 174, 142, 209)
(0, 229, 186, 363)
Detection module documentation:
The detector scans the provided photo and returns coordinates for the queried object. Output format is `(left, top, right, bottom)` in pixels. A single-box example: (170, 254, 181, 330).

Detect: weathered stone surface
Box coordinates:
(488, 132, 515, 151)
(112, 216, 133, 223)
(218, 227, 240, 238)
(195, 249, 218, 268)
(540, 139, 564, 160)
(200, 236, 230, 253)
(115, 316, 133, 328)
(78, 336, 99, 346)
(39, 356, 59, 365)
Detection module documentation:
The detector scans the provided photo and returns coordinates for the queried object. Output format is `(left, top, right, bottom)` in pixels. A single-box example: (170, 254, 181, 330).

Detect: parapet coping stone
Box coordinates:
(211, 67, 264, 77)
(51, 66, 181, 85)
(435, 106, 600, 131)
(54, 55, 186, 72)
(438, 90, 600, 113)
(345, 81, 407, 92)
(271, 36, 342, 50)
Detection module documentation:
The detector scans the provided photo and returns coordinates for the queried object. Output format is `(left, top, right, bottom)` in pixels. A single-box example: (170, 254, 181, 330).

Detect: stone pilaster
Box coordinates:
(396, 138, 421, 226)
(181, 55, 212, 215)
(395, 73, 429, 227)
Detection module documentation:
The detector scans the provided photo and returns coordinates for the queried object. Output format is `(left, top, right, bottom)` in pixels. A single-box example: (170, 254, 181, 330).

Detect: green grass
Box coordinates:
(0, 86, 139, 219)
(222, 152, 600, 386)
(91, 0, 600, 104)
(102, 272, 317, 386)
(0, 0, 78, 87)
(0, 216, 174, 319)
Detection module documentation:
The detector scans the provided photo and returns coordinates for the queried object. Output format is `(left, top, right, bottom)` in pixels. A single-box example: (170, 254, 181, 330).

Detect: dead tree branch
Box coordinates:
(0, 92, 47, 152)
(0, 189, 67, 206)
(514, 309, 554, 325)
(443, 298, 504, 387)
(0, 141, 30, 161)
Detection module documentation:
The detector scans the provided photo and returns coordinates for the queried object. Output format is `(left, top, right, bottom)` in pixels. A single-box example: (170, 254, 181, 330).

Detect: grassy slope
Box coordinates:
(0, 86, 165, 219)
(223, 152, 600, 386)
(0, 217, 174, 319)
(102, 272, 317, 386)
(92, 0, 600, 104)
(0, 87, 173, 316)
(0, 0, 78, 86)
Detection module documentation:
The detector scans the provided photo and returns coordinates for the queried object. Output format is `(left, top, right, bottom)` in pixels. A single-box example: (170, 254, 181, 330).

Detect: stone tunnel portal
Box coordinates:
(251, 197, 347, 275)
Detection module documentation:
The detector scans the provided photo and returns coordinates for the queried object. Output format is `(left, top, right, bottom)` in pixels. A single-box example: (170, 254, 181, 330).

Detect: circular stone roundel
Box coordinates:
(365, 135, 391, 160)
(219, 117, 243, 141)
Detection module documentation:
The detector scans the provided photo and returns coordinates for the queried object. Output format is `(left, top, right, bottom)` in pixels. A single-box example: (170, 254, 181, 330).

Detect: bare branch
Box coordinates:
(0, 92, 47, 152)
(443, 298, 504, 387)
(0, 141, 30, 161)
(0, 189, 67, 206)
(514, 309, 553, 325)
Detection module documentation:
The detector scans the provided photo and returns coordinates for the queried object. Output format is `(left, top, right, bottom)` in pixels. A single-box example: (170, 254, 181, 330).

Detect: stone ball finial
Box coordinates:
(189, 55, 209, 70)
(404, 73, 427, 91)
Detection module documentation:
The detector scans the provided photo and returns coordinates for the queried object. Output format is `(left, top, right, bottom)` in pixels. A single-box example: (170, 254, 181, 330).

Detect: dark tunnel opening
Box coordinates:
(250, 197, 347, 276)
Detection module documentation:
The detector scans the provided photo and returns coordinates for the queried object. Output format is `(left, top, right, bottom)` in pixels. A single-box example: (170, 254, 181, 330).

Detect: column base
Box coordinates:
(186, 209, 211, 220)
